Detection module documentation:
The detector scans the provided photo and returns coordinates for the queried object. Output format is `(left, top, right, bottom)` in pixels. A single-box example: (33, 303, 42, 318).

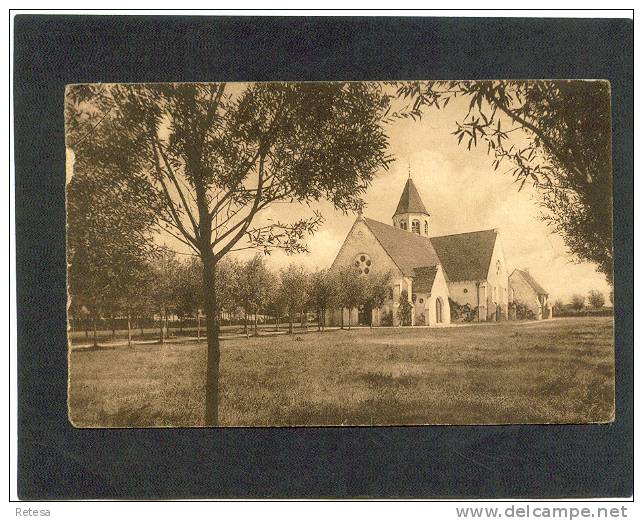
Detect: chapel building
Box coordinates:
(326, 176, 514, 327)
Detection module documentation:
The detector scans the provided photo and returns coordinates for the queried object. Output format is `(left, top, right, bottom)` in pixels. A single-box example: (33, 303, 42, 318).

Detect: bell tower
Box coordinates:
(392, 173, 430, 237)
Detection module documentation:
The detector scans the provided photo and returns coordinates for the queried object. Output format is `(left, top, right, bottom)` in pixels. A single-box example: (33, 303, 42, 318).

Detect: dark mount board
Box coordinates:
(13, 15, 633, 499)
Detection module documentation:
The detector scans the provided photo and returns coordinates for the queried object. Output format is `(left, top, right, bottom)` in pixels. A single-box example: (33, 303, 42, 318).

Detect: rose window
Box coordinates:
(354, 253, 372, 275)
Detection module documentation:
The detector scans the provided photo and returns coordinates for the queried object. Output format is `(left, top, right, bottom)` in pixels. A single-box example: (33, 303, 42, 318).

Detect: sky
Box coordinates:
(67, 84, 612, 304)
(233, 93, 612, 304)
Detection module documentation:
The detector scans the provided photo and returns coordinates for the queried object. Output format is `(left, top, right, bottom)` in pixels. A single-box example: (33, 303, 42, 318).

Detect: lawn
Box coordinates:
(68, 317, 614, 427)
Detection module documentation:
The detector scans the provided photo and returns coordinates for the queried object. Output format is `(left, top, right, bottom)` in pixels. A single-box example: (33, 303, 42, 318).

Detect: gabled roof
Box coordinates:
(412, 266, 439, 294)
(393, 178, 429, 216)
(512, 269, 548, 295)
(363, 217, 441, 277)
(430, 229, 498, 282)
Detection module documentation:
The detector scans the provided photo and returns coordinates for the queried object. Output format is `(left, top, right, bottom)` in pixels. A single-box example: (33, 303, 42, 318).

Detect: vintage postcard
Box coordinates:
(65, 80, 614, 427)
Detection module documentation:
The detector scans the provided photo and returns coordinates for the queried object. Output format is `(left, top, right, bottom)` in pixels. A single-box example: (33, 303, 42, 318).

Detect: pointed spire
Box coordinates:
(393, 177, 430, 217)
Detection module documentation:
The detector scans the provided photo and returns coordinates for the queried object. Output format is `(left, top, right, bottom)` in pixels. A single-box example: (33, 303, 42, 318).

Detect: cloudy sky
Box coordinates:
(238, 93, 611, 304)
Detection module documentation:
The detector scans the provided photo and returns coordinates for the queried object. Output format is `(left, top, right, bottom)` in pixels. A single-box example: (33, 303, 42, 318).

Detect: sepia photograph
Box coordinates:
(65, 80, 615, 428)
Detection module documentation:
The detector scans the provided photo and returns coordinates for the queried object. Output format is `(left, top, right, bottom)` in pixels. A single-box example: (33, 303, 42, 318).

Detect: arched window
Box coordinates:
(436, 298, 443, 323)
(400, 221, 407, 230)
(411, 219, 420, 234)
(424, 221, 428, 235)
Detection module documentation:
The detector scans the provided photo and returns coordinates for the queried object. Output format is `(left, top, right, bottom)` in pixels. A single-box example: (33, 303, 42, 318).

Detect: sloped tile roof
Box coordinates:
(513, 269, 548, 295)
(430, 229, 498, 282)
(393, 178, 429, 216)
(363, 217, 440, 277)
(412, 266, 439, 294)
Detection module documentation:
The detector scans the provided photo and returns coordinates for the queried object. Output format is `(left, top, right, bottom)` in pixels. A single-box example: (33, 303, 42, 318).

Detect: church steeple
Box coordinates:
(392, 177, 430, 237)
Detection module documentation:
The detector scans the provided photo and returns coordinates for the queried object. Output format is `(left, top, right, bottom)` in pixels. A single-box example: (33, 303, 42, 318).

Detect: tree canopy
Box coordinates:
(66, 157, 160, 346)
(587, 289, 606, 309)
(394, 80, 613, 284)
(67, 82, 393, 260)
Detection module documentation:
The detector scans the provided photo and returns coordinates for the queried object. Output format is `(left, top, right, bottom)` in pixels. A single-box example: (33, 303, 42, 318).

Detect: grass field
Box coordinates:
(68, 317, 614, 427)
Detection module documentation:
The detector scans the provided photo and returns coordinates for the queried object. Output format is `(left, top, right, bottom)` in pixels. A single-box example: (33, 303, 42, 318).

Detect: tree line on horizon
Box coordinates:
(553, 289, 613, 315)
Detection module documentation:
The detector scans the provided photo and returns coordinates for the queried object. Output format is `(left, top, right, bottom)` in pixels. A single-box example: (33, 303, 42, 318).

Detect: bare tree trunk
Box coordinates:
(289, 310, 293, 335)
(244, 311, 249, 338)
(254, 311, 258, 336)
(127, 309, 132, 348)
(197, 311, 201, 342)
(139, 317, 144, 338)
(92, 313, 98, 348)
(201, 249, 220, 427)
(348, 307, 352, 330)
(341, 307, 344, 329)
(159, 307, 165, 345)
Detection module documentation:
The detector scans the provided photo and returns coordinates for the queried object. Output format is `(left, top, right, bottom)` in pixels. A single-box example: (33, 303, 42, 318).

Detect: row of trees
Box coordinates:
(220, 256, 391, 332)
(553, 289, 612, 313)
(70, 251, 393, 345)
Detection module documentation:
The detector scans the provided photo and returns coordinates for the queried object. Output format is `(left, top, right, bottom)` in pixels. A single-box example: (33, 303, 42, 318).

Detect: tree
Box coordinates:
(173, 257, 204, 336)
(334, 266, 366, 329)
(362, 271, 392, 328)
(112, 258, 155, 347)
(266, 271, 287, 332)
(66, 82, 392, 425)
(553, 299, 565, 314)
(279, 264, 309, 335)
(397, 289, 413, 326)
(395, 80, 613, 284)
(235, 255, 272, 337)
(588, 290, 606, 309)
(129, 270, 156, 340)
(67, 164, 158, 348)
(570, 294, 586, 311)
(150, 248, 180, 344)
(214, 256, 240, 326)
(307, 269, 337, 331)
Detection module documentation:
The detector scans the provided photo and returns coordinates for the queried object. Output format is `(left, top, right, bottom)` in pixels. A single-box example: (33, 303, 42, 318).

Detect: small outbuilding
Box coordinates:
(509, 269, 552, 320)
